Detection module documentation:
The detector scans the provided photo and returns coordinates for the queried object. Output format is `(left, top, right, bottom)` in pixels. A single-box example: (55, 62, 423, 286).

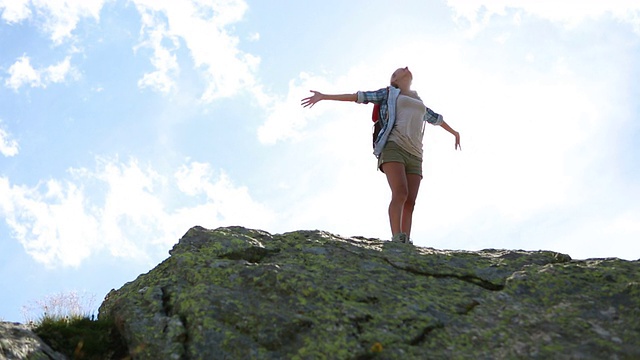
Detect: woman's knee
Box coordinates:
(403, 197, 417, 211)
(391, 185, 409, 203)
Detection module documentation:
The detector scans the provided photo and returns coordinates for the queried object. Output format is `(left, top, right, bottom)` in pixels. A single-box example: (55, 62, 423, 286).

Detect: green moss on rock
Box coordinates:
(98, 226, 640, 359)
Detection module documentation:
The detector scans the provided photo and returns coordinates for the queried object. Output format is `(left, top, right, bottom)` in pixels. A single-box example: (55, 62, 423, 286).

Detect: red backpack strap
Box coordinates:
(372, 103, 380, 122)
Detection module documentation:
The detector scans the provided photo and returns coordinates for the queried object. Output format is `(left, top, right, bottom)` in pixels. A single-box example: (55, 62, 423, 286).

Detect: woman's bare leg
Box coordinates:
(402, 174, 422, 239)
(381, 162, 408, 237)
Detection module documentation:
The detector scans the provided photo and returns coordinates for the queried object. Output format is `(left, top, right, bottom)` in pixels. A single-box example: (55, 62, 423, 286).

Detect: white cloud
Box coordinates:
(132, 0, 265, 102)
(0, 0, 105, 44)
(257, 73, 327, 145)
(0, 0, 31, 23)
(4, 55, 78, 91)
(135, 19, 179, 93)
(5, 56, 41, 90)
(0, 158, 276, 268)
(174, 162, 276, 228)
(0, 121, 19, 157)
(45, 56, 76, 83)
(447, 0, 640, 35)
(269, 111, 391, 239)
(0, 177, 99, 267)
(552, 209, 640, 260)
(247, 32, 260, 42)
(31, 0, 105, 45)
(4, 0, 268, 104)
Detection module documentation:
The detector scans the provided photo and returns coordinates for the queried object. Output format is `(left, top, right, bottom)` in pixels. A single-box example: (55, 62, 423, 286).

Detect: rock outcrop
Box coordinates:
(0, 321, 67, 360)
(99, 226, 640, 359)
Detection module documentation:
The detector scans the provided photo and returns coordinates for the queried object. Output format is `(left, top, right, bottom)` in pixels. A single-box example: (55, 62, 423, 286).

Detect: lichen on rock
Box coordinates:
(98, 226, 640, 359)
(0, 321, 67, 360)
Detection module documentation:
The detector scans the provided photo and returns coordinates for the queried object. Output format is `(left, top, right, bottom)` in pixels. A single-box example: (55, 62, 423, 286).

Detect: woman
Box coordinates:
(301, 67, 461, 244)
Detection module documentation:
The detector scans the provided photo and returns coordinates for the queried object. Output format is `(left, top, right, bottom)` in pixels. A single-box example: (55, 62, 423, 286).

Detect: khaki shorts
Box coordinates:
(378, 141, 423, 177)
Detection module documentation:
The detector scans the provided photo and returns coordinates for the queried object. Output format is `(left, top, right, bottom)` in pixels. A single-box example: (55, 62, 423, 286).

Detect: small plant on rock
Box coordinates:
(34, 316, 128, 360)
(23, 291, 128, 359)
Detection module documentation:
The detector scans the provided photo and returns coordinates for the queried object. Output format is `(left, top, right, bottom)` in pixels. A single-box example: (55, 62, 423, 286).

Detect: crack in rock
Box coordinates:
(409, 322, 445, 346)
(160, 286, 172, 317)
(383, 258, 505, 291)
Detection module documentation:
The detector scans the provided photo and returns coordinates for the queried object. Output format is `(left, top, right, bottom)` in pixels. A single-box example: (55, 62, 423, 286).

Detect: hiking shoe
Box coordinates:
(391, 232, 409, 243)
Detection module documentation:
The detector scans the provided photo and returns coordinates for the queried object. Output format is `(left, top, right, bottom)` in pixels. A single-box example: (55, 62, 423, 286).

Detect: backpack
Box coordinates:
(371, 103, 382, 149)
(371, 87, 389, 149)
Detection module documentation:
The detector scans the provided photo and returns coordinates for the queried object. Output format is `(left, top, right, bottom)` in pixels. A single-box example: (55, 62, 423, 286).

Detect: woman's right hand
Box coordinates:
(301, 90, 324, 108)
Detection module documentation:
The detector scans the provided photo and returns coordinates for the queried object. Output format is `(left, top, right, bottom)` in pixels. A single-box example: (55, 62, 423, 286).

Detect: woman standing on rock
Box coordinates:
(301, 67, 461, 244)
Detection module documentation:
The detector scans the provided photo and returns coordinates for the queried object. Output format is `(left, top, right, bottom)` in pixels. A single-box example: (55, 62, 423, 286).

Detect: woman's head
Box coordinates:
(390, 67, 412, 88)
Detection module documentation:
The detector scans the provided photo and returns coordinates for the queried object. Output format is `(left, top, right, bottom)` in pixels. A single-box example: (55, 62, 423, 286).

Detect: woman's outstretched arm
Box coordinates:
(440, 120, 461, 150)
(301, 90, 357, 108)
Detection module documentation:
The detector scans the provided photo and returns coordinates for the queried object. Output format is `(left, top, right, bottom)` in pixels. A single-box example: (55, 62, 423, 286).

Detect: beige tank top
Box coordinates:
(388, 94, 427, 158)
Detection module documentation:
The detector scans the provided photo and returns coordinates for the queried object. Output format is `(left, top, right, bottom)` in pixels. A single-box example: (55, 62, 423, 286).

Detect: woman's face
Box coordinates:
(390, 67, 412, 86)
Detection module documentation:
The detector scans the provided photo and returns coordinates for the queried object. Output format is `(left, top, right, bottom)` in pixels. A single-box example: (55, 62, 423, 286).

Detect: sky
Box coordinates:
(0, 0, 639, 322)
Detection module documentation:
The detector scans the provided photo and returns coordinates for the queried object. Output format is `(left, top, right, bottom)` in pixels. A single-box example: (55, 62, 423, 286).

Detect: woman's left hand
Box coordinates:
(454, 131, 461, 150)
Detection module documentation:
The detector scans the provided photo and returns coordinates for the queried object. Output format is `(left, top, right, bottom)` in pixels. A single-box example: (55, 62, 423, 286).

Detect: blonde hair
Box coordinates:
(390, 67, 409, 88)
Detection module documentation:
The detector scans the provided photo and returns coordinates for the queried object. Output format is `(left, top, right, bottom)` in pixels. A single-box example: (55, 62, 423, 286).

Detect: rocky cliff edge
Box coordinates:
(98, 226, 640, 359)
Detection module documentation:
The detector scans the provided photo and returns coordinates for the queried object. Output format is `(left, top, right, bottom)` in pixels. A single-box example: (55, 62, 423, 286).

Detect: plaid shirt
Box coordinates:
(357, 86, 443, 157)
